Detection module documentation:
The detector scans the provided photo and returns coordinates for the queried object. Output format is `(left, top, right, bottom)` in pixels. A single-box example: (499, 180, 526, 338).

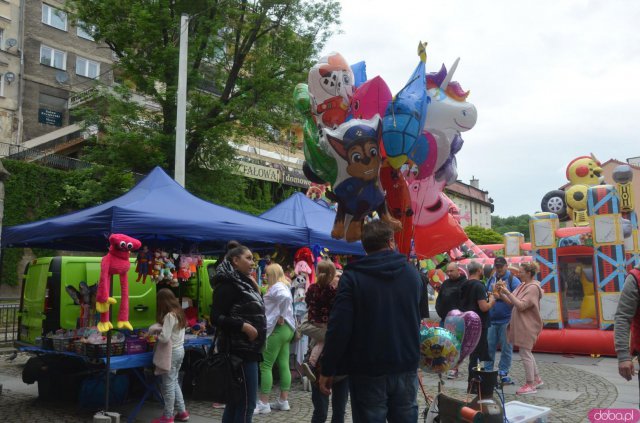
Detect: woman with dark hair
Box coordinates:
(211, 245, 267, 423)
(214, 240, 242, 272)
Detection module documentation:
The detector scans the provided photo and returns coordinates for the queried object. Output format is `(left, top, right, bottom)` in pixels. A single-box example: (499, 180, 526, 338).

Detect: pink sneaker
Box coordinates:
(175, 410, 190, 421)
(534, 377, 544, 388)
(151, 416, 174, 423)
(516, 383, 537, 395)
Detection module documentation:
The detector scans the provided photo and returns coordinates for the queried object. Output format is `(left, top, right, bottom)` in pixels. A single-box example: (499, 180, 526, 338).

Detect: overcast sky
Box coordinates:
(320, 0, 640, 217)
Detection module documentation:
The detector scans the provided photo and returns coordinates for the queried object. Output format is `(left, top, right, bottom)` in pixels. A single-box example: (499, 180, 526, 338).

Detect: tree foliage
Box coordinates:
(67, 0, 341, 175)
(1, 161, 135, 285)
(491, 214, 531, 240)
(464, 225, 504, 246)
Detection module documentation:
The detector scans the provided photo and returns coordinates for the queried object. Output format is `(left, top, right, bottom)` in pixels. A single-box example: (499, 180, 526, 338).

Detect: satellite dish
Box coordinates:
(55, 70, 70, 84)
(5, 38, 17, 49)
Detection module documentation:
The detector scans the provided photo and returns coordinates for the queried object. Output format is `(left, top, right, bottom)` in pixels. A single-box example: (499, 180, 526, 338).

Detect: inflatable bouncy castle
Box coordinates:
(531, 157, 640, 356)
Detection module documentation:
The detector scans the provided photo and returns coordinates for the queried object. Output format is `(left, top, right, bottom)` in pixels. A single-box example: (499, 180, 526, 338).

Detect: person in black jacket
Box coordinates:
(436, 263, 467, 325)
(318, 220, 424, 423)
(211, 245, 267, 423)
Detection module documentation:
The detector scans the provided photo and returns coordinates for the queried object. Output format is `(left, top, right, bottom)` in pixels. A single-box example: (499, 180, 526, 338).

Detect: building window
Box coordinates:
(76, 56, 100, 79)
(0, 74, 4, 97)
(76, 21, 95, 41)
(0, 29, 4, 51)
(40, 44, 66, 70)
(42, 4, 68, 31)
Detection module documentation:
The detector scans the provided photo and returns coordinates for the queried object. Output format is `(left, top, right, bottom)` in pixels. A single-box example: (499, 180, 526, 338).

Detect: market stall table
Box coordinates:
(19, 336, 213, 423)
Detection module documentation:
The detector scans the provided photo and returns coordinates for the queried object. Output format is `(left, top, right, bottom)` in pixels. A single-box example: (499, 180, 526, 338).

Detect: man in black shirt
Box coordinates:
(436, 262, 468, 325)
(461, 261, 496, 385)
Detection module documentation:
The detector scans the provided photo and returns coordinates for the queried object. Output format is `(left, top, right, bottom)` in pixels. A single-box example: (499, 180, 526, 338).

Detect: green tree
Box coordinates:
(491, 214, 531, 240)
(68, 0, 341, 176)
(1, 161, 136, 285)
(464, 225, 504, 245)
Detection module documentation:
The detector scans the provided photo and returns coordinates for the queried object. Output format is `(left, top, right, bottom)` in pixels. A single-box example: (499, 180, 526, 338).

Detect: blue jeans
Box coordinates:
(484, 322, 513, 375)
(222, 361, 258, 423)
(311, 377, 349, 423)
(160, 347, 186, 418)
(349, 370, 418, 423)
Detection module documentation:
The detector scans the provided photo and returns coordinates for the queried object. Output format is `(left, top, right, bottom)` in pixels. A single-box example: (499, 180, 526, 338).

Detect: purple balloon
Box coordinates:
(457, 311, 481, 365)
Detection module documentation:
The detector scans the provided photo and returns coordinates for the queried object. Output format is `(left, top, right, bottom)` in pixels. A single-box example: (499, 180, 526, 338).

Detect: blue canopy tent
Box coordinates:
(260, 192, 365, 256)
(2, 167, 308, 251)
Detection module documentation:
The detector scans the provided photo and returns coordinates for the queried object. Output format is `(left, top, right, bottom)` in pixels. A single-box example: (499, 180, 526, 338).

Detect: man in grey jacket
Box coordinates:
(614, 264, 640, 407)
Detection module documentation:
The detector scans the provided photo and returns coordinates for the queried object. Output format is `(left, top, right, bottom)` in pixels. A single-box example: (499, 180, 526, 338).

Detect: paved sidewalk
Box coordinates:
(0, 351, 635, 422)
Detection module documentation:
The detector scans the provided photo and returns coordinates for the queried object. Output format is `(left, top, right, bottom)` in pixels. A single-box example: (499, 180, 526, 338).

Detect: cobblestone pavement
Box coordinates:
(0, 352, 618, 422)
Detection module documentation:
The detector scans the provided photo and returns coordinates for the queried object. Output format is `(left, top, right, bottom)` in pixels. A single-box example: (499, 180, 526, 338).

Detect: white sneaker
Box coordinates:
(254, 401, 271, 415)
(270, 398, 290, 411)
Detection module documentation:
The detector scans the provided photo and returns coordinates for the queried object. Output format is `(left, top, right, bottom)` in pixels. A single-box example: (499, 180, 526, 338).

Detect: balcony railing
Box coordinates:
(0, 141, 92, 171)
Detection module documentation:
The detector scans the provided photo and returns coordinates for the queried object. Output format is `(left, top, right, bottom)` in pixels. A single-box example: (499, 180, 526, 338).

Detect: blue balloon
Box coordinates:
(382, 60, 429, 168)
(408, 130, 430, 165)
(350, 61, 367, 88)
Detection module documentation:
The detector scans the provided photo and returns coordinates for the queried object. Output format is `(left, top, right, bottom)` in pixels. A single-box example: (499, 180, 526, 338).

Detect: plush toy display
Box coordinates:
(135, 245, 151, 284)
(96, 234, 142, 333)
(294, 247, 315, 285)
(177, 256, 192, 283)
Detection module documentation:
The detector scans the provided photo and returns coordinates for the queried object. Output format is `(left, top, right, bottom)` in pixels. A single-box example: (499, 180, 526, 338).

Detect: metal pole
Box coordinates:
(104, 275, 113, 412)
(174, 13, 189, 187)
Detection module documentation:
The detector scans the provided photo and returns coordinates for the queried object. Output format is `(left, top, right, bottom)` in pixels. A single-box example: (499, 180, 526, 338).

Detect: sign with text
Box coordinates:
(235, 161, 282, 183)
(38, 108, 63, 127)
(234, 161, 311, 188)
(282, 170, 311, 188)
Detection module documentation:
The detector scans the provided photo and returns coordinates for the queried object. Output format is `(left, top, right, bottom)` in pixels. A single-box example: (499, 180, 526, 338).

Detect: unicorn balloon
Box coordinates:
(424, 59, 477, 178)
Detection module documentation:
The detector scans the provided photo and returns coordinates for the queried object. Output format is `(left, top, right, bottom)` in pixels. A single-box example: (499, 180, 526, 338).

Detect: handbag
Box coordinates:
(191, 332, 244, 404)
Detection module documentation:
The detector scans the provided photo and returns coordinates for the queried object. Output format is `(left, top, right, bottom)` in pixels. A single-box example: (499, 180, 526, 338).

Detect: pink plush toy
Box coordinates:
(96, 234, 141, 332)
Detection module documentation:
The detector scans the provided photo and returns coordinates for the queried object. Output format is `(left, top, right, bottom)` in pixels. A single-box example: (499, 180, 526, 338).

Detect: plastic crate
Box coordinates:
(51, 336, 76, 352)
(505, 400, 551, 423)
(73, 339, 85, 355)
(42, 337, 54, 350)
(84, 341, 125, 358)
(125, 337, 147, 355)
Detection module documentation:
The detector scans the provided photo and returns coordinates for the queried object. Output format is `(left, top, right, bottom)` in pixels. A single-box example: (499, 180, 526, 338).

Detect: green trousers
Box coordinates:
(260, 323, 294, 394)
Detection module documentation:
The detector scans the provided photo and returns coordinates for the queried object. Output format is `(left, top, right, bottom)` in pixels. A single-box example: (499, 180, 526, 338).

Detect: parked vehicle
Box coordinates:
(16, 256, 216, 347)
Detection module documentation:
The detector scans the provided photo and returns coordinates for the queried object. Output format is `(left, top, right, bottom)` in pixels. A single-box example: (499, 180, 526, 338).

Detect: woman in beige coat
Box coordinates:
(498, 262, 544, 395)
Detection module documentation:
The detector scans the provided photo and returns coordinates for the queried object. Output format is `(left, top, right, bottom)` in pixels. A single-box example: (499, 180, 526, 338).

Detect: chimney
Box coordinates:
(470, 176, 479, 189)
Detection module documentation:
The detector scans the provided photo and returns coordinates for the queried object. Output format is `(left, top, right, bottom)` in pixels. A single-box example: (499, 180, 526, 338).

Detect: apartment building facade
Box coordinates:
(445, 178, 494, 229)
(0, 0, 21, 144)
(21, 0, 113, 142)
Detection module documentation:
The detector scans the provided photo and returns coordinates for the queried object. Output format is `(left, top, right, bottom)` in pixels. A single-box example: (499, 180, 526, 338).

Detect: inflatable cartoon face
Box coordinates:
(308, 52, 355, 128)
(319, 68, 352, 98)
(327, 122, 382, 183)
(566, 154, 604, 186)
(424, 63, 477, 134)
(408, 174, 448, 226)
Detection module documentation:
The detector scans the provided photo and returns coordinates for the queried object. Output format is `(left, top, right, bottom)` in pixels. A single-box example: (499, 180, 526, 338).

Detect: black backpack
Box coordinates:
(436, 280, 464, 320)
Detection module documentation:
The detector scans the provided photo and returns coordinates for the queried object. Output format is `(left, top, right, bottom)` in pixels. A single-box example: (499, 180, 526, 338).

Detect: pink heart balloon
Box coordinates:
(457, 311, 481, 365)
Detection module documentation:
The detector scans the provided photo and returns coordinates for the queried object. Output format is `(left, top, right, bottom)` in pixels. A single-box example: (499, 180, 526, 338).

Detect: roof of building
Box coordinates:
(446, 180, 492, 206)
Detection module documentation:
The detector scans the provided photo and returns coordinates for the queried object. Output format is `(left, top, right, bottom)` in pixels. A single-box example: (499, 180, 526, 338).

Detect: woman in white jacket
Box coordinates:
(255, 263, 296, 414)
